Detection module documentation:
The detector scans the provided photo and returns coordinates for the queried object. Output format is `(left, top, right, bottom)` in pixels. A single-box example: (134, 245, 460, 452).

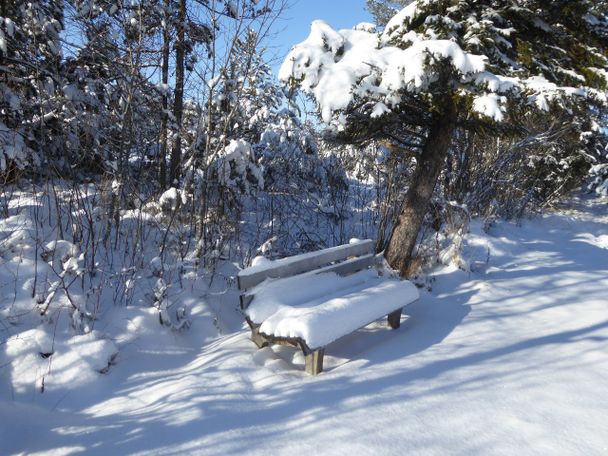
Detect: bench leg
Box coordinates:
(305, 348, 325, 375)
(388, 308, 402, 329)
(251, 325, 269, 348)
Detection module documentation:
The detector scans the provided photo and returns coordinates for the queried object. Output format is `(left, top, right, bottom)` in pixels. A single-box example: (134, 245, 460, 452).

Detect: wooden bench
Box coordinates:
(237, 240, 419, 375)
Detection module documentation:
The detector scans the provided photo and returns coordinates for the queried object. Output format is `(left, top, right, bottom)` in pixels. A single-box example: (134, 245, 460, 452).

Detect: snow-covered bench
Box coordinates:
(238, 240, 419, 375)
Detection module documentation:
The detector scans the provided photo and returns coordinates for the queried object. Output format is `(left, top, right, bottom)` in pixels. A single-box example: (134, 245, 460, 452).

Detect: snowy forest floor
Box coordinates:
(1, 193, 608, 455)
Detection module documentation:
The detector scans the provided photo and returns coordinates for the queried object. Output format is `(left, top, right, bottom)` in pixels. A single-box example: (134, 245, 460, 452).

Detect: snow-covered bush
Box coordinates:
(238, 112, 351, 262)
(587, 164, 608, 196)
(438, 113, 600, 219)
(0, 2, 62, 178)
(0, 121, 31, 175)
(209, 139, 263, 196)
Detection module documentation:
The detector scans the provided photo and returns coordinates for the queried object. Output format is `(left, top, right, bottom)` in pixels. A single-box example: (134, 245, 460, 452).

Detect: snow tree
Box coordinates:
(0, 1, 64, 176)
(205, 30, 283, 146)
(280, 0, 608, 276)
(167, 0, 282, 186)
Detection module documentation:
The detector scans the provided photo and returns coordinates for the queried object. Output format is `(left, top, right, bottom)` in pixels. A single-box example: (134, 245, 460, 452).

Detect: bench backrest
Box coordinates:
(237, 239, 376, 292)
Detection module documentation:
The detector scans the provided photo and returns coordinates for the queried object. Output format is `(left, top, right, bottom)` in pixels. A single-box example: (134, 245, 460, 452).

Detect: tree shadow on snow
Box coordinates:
(9, 213, 608, 455)
(4, 266, 475, 455)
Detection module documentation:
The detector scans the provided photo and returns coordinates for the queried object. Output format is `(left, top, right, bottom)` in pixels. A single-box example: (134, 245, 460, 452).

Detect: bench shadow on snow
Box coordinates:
(278, 275, 475, 373)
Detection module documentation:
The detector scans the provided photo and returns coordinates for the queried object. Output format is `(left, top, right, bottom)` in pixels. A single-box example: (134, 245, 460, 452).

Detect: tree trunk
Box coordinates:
(169, 0, 186, 184)
(158, 0, 170, 189)
(384, 102, 457, 276)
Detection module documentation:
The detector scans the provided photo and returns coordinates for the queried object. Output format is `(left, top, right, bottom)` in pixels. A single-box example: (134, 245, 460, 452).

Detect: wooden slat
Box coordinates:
(313, 253, 377, 277)
(237, 240, 375, 290)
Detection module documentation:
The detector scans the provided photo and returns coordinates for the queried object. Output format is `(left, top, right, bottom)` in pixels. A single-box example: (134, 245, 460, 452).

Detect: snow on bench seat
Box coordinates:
(245, 269, 419, 350)
(245, 268, 379, 323)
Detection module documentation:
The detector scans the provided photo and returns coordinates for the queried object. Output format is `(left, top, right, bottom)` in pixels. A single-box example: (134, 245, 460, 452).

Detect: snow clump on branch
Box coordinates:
(279, 3, 603, 126)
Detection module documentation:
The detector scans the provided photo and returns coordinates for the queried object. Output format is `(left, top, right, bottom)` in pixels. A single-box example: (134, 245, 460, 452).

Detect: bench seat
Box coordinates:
(245, 269, 419, 350)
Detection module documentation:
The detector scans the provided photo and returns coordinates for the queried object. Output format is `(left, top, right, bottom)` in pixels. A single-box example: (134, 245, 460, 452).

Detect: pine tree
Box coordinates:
(366, 0, 413, 26)
(280, 0, 608, 276)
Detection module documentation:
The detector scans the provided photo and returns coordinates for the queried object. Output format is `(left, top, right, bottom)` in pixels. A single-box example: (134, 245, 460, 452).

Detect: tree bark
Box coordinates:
(158, 0, 170, 189)
(169, 0, 186, 184)
(384, 101, 457, 276)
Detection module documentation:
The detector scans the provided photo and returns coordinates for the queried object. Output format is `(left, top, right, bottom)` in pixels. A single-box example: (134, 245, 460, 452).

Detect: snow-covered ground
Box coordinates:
(1, 194, 607, 455)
